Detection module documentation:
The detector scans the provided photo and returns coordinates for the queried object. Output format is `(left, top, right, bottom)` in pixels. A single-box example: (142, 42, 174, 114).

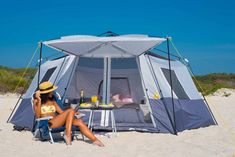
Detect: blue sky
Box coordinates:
(0, 0, 234, 75)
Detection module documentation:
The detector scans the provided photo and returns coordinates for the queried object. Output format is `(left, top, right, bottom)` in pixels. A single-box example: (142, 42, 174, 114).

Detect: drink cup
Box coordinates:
(91, 95, 98, 103)
(96, 100, 99, 107)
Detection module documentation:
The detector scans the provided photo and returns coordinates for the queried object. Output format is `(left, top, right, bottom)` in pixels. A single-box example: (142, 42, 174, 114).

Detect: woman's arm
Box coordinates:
(53, 101, 64, 114)
(33, 91, 41, 118)
(53, 101, 79, 114)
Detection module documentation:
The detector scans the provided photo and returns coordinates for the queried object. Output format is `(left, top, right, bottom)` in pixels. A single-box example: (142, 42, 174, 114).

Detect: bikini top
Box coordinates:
(41, 104, 56, 114)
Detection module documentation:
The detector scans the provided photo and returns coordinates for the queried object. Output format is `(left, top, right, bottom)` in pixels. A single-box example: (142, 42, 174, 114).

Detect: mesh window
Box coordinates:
(98, 77, 131, 96)
(161, 68, 189, 99)
(40, 67, 57, 83)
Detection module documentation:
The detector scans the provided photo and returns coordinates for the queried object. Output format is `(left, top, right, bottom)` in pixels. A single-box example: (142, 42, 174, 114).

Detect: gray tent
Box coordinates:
(8, 33, 217, 134)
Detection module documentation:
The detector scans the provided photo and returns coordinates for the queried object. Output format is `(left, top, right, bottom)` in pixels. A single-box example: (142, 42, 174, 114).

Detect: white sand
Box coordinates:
(0, 89, 235, 157)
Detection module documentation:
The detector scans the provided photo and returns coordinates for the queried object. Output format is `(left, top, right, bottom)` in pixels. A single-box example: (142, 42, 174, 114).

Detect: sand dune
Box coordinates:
(0, 89, 235, 157)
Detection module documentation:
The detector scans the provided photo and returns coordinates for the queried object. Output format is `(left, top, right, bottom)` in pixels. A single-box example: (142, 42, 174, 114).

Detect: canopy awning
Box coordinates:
(43, 34, 166, 58)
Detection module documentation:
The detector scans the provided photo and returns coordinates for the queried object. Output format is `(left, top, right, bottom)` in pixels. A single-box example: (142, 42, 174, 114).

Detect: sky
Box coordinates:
(0, 0, 234, 75)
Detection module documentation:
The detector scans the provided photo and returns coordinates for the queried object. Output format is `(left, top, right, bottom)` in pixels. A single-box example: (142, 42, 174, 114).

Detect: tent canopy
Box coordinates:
(43, 34, 166, 58)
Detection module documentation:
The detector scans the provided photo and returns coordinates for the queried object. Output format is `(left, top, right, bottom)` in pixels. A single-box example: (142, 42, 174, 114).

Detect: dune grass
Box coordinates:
(194, 73, 235, 95)
(0, 66, 36, 93)
(0, 66, 234, 95)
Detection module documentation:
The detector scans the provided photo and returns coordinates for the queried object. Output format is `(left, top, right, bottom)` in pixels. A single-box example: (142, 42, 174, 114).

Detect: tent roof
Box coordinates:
(43, 34, 166, 58)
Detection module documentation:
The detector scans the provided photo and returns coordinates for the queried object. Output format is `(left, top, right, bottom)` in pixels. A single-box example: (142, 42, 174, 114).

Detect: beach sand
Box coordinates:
(0, 89, 235, 157)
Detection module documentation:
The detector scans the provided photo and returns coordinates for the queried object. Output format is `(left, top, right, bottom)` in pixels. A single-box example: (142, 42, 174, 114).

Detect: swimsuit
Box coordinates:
(41, 105, 56, 114)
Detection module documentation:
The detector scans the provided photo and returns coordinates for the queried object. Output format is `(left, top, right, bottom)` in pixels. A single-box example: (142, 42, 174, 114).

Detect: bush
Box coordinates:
(0, 66, 36, 93)
(194, 73, 235, 95)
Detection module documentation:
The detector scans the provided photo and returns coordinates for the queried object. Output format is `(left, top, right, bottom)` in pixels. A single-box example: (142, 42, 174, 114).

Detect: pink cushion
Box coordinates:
(112, 94, 133, 103)
(112, 94, 121, 102)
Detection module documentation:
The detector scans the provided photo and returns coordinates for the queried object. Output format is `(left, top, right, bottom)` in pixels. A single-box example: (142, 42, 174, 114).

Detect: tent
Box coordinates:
(8, 32, 217, 134)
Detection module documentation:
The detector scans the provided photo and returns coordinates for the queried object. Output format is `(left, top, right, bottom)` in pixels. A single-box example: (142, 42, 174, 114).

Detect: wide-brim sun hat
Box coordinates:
(39, 81, 58, 94)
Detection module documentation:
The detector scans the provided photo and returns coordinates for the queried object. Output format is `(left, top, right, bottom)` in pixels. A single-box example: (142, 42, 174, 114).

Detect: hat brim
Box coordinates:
(39, 86, 58, 94)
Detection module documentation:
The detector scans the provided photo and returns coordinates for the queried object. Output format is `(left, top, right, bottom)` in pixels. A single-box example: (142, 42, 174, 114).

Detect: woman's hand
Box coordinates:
(35, 91, 41, 101)
(33, 91, 42, 118)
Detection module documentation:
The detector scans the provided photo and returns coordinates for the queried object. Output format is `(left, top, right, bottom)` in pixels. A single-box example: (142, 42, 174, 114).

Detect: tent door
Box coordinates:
(136, 57, 157, 128)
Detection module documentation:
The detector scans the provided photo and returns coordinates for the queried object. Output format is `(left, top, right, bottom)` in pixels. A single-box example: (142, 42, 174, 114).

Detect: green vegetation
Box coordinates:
(0, 66, 235, 95)
(0, 66, 36, 93)
(194, 73, 235, 95)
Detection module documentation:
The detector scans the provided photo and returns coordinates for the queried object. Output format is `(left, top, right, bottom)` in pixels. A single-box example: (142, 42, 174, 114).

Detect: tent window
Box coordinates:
(161, 68, 189, 99)
(40, 67, 57, 83)
(98, 77, 131, 97)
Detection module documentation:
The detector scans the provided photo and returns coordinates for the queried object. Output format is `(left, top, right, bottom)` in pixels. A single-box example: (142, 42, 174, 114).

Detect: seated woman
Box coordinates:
(33, 81, 104, 146)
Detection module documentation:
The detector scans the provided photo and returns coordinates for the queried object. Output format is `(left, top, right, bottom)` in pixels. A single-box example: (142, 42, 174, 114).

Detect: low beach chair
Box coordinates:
(32, 92, 84, 144)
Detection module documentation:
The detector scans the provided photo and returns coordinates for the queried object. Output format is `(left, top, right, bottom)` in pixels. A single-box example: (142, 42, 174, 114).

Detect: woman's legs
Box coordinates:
(49, 109, 104, 146)
(73, 118, 104, 146)
(72, 118, 96, 141)
(49, 109, 75, 143)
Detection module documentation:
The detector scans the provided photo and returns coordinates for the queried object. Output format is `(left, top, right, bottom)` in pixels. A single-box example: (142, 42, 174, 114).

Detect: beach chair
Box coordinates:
(32, 92, 84, 144)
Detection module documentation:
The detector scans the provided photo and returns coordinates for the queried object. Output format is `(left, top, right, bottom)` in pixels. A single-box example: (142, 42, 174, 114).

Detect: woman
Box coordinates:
(33, 81, 104, 146)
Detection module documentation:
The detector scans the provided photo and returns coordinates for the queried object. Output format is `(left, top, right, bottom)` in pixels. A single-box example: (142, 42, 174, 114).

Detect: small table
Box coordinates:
(76, 105, 117, 135)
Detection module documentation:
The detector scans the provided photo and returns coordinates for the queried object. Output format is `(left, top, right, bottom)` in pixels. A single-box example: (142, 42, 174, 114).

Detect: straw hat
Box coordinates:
(38, 81, 58, 94)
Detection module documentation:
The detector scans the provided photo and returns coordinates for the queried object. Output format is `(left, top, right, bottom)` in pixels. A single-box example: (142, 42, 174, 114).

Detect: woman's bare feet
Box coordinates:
(93, 139, 105, 147)
(63, 135, 72, 145)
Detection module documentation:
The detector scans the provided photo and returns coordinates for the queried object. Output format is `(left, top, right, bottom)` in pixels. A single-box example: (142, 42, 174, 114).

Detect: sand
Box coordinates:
(0, 89, 235, 157)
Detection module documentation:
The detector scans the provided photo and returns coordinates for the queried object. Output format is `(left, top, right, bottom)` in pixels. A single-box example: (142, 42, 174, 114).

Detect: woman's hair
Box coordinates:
(40, 93, 55, 104)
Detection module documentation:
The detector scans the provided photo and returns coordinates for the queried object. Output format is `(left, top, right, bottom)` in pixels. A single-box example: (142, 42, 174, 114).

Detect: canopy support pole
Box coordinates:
(101, 57, 111, 126)
(102, 58, 107, 104)
(166, 37, 177, 135)
(106, 57, 111, 104)
(37, 42, 43, 88)
(102, 57, 111, 104)
(31, 42, 43, 131)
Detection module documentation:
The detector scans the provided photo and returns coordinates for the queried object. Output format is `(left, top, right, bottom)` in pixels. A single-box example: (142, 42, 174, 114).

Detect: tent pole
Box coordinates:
(105, 57, 111, 126)
(137, 56, 174, 133)
(37, 42, 43, 88)
(102, 58, 107, 104)
(31, 42, 43, 131)
(101, 57, 108, 126)
(106, 57, 111, 104)
(146, 55, 176, 134)
(166, 37, 177, 135)
(136, 57, 157, 129)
